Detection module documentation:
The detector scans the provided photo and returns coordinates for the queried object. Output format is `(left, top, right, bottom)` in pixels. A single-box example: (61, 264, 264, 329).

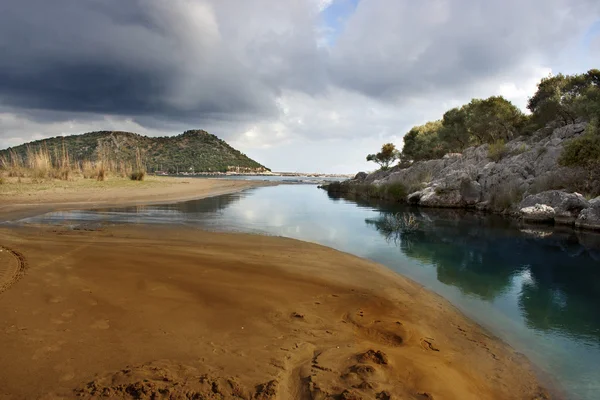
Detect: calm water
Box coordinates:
(17, 185, 600, 400)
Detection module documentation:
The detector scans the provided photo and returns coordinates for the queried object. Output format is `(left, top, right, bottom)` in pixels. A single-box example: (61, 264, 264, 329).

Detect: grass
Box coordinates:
(0, 175, 169, 199)
(0, 145, 147, 184)
(488, 140, 508, 162)
(130, 170, 146, 181)
(488, 182, 524, 211)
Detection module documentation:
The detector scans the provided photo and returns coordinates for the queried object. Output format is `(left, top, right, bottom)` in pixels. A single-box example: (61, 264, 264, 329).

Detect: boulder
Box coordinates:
(576, 197, 600, 231)
(407, 190, 424, 204)
(520, 204, 556, 223)
(519, 190, 589, 225)
(460, 179, 482, 205)
(354, 172, 368, 181)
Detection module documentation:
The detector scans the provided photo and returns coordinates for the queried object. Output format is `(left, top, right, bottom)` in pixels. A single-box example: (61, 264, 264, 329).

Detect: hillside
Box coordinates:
(0, 130, 269, 174)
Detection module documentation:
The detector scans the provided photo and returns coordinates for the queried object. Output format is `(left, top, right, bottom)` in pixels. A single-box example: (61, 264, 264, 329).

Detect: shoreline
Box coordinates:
(0, 224, 553, 399)
(0, 176, 275, 223)
(0, 178, 558, 398)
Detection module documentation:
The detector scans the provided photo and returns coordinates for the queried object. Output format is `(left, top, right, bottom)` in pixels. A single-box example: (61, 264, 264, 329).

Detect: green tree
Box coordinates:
(528, 74, 580, 127)
(465, 96, 525, 144)
(366, 143, 400, 170)
(401, 121, 446, 161)
(439, 107, 470, 152)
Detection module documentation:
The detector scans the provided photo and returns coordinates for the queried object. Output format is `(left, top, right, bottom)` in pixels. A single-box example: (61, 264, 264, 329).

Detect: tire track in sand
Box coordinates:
(0, 246, 27, 294)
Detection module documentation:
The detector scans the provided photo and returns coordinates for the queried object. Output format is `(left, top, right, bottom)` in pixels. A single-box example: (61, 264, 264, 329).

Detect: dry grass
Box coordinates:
(0, 145, 148, 184)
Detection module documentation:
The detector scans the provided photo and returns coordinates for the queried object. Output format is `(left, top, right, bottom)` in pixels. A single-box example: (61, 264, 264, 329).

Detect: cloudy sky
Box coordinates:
(1, 0, 599, 173)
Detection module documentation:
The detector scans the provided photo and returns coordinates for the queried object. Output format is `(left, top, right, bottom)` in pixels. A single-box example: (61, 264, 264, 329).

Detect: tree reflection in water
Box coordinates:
(365, 208, 600, 341)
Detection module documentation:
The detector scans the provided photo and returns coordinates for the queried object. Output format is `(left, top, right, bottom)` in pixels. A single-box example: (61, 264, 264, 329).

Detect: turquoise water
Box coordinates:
(18, 185, 600, 399)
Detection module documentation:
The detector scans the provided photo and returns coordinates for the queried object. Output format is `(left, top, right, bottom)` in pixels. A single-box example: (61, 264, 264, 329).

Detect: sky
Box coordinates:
(1, 0, 599, 173)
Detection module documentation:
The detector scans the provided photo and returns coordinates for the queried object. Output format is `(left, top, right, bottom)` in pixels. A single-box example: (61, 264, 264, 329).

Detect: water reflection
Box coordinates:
(100, 191, 245, 215)
(365, 210, 600, 340)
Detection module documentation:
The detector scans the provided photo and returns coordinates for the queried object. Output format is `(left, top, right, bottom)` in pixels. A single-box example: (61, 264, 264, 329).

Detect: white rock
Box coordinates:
(520, 204, 555, 222)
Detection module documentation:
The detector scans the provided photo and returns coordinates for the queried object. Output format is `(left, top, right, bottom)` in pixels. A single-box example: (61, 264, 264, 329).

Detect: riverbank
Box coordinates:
(0, 224, 550, 399)
(323, 123, 600, 231)
(0, 176, 273, 222)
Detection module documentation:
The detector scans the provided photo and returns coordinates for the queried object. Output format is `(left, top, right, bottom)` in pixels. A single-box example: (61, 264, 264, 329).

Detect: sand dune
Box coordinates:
(0, 224, 551, 399)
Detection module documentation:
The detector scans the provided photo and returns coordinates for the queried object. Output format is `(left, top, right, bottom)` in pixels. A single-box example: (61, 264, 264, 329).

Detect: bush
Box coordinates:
(130, 170, 146, 181)
(96, 164, 106, 181)
(489, 182, 524, 211)
(383, 182, 408, 200)
(559, 120, 600, 168)
(56, 167, 71, 181)
(488, 140, 508, 162)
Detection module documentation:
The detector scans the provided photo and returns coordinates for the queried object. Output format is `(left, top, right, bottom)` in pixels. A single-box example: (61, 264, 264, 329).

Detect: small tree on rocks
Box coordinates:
(367, 143, 400, 170)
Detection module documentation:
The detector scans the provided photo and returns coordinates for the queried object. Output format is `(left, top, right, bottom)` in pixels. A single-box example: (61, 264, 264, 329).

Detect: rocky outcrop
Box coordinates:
(334, 123, 590, 207)
(576, 197, 600, 230)
(326, 123, 600, 231)
(519, 190, 589, 225)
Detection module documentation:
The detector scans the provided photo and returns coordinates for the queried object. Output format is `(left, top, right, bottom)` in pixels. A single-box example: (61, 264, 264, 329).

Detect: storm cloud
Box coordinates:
(1, 0, 599, 172)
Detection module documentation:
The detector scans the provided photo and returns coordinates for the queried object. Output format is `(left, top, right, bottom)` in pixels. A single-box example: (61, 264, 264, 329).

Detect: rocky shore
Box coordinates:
(323, 122, 600, 231)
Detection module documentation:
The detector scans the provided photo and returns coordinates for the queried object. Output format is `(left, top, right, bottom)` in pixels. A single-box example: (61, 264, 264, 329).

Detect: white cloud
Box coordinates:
(1, 0, 599, 173)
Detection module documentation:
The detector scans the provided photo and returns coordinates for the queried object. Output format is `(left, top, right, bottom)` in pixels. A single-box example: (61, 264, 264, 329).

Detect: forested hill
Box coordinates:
(1, 130, 269, 173)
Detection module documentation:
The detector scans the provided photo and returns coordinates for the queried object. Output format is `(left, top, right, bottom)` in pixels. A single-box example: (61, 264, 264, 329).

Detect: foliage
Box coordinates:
(488, 182, 524, 211)
(401, 96, 524, 162)
(528, 69, 600, 128)
(130, 170, 146, 181)
(401, 121, 446, 161)
(0, 130, 269, 174)
(488, 140, 508, 162)
(391, 69, 599, 165)
(366, 143, 400, 170)
(559, 119, 600, 169)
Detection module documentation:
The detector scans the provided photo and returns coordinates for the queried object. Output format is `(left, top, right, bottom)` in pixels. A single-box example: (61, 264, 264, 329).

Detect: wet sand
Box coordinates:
(0, 177, 272, 222)
(0, 222, 550, 399)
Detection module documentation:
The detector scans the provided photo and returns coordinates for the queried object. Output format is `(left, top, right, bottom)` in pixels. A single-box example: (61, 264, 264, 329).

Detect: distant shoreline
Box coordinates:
(156, 171, 355, 178)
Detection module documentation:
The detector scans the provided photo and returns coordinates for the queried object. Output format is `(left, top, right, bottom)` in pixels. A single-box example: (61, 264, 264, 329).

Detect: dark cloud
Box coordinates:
(0, 0, 283, 125)
(0, 0, 599, 172)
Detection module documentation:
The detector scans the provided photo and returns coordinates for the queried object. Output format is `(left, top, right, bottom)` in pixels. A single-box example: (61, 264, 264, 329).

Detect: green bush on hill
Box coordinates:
(0, 130, 269, 174)
(361, 69, 598, 175)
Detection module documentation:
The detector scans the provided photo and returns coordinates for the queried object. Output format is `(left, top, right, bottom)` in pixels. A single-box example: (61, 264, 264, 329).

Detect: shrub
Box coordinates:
(81, 161, 96, 179)
(27, 147, 52, 179)
(559, 119, 600, 169)
(511, 144, 528, 155)
(489, 182, 524, 211)
(0, 177, 4, 185)
(488, 140, 508, 162)
(130, 170, 146, 181)
(56, 167, 71, 181)
(383, 182, 408, 200)
(96, 163, 106, 181)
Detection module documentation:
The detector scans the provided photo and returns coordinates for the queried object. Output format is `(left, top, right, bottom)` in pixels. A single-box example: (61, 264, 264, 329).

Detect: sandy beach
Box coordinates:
(0, 179, 551, 399)
(0, 176, 272, 222)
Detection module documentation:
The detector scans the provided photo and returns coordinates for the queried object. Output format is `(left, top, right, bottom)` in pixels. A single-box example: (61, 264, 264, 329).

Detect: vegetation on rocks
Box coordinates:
(366, 143, 400, 170)
(0, 130, 268, 177)
(324, 69, 600, 226)
(395, 69, 599, 164)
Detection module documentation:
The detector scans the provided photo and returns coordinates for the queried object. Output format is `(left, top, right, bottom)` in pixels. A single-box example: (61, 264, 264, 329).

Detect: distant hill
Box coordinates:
(0, 130, 269, 173)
